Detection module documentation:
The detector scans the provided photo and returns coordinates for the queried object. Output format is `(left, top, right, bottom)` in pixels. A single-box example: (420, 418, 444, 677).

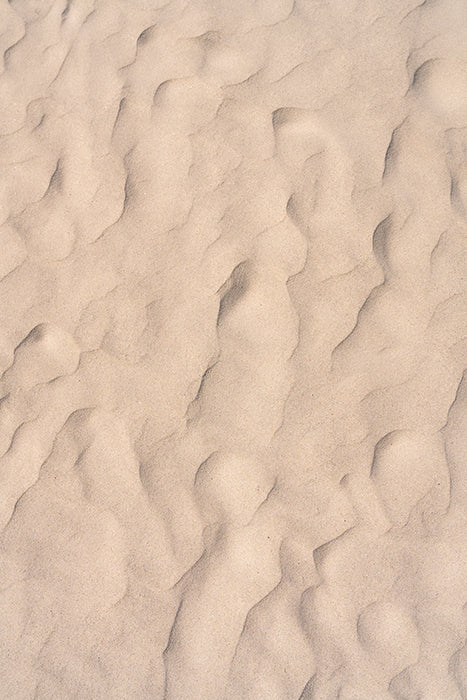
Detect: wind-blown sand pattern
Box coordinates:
(0, 0, 466, 697)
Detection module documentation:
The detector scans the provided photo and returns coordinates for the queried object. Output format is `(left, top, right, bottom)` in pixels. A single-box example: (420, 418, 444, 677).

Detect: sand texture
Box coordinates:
(0, 0, 466, 697)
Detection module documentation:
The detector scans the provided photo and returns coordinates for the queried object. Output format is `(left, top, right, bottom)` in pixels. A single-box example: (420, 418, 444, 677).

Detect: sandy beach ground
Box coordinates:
(0, 0, 466, 697)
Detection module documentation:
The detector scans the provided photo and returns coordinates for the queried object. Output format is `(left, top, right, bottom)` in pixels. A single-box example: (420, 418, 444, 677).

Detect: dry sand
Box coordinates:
(0, 0, 466, 697)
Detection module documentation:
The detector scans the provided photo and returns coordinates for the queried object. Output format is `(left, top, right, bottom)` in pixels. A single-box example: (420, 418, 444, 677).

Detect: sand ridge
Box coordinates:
(0, 0, 466, 697)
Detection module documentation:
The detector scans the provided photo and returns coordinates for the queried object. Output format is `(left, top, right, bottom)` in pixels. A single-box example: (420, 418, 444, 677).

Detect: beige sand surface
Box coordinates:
(0, 0, 466, 697)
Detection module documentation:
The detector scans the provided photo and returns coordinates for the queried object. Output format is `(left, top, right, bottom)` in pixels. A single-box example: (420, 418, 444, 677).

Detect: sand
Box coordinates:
(0, 0, 466, 697)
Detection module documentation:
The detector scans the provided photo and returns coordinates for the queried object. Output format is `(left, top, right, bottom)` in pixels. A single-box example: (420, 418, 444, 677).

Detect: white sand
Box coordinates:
(0, 0, 466, 697)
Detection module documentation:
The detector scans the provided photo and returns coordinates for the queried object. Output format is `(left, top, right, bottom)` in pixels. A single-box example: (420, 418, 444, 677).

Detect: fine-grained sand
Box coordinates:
(0, 0, 467, 698)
